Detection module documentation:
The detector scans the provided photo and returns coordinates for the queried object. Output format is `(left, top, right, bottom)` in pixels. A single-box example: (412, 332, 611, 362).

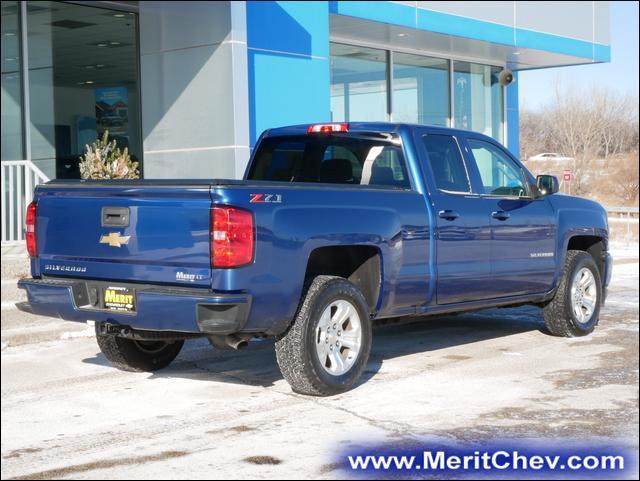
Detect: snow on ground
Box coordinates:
(610, 243, 639, 260)
(1, 252, 638, 479)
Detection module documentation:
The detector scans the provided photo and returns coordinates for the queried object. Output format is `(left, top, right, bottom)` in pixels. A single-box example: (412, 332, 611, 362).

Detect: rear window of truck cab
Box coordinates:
(247, 135, 411, 189)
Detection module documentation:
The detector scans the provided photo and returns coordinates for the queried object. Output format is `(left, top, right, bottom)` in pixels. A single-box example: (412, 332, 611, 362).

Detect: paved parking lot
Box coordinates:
(1, 247, 638, 479)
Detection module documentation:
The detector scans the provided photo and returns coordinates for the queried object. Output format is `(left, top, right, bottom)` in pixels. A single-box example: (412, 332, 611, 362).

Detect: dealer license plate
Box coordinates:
(102, 286, 136, 312)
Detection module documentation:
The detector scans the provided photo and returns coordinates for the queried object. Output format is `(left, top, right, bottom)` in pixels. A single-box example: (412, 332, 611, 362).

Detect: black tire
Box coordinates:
(95, 326, 184, 372)
(543, 250, 602, 337)
(275, 276, 372, 396)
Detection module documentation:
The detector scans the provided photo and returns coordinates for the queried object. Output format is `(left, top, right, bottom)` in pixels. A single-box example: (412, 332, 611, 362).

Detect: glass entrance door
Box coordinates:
(24, 1, 141, 179)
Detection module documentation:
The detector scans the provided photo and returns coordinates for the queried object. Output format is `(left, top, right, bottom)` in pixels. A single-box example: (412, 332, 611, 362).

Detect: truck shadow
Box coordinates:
(360, 306, 545, 386)
(82, 306, 545, 390)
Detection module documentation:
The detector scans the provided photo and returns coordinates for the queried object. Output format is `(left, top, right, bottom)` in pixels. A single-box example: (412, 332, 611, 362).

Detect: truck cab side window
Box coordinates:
(467, 139, 528, 197)
(422, 134, 471, 193)
(361, 146, 410, 189)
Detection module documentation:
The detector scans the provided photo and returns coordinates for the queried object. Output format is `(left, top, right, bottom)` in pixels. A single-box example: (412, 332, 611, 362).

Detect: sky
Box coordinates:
(518, 1, 639, 110)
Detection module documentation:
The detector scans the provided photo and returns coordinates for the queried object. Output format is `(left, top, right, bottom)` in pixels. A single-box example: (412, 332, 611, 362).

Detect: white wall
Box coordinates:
(139, 1, 249, 179)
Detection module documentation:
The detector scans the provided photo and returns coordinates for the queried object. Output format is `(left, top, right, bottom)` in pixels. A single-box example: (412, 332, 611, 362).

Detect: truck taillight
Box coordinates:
(307, 123, 349, 134)
(26, 201, 37, 257)
(211, 206, 254, 267)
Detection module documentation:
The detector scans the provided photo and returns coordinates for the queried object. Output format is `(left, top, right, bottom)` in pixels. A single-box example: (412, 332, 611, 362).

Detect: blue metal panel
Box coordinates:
(247, 1, 329, 57)
(515, 28, 593, 61)
(248, 50, 330, 144)
(417, 8, 515, 46)
(506, 71, 520, 157)
(594, 43, 612, 63)
(329, 0, 416, 29)
(247, 1, 330, 145)
(330, 1, 611, 62)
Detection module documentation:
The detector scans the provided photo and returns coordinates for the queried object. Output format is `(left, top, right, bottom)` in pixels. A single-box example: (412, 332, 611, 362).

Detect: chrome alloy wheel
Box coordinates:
(315, 299, 363, 376)
(570, 267, 598, 324)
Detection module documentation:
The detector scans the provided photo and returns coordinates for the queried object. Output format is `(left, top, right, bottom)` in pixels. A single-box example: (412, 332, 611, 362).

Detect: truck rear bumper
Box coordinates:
(17, 278, 251, 335)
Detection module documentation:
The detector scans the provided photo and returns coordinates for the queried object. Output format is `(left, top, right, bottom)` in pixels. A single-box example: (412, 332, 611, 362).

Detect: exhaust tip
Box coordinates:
(235, 340, 249, 351)
(224, 334, 252, 351)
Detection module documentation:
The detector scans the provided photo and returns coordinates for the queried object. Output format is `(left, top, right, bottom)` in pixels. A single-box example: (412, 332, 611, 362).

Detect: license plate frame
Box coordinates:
(102, 286, 136, 313)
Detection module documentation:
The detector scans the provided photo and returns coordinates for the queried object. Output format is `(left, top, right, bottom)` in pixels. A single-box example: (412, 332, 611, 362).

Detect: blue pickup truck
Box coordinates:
(18, 123, 612, 396)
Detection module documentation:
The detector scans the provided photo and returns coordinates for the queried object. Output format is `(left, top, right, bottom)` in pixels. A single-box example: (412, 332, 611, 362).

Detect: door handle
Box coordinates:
(438, 210, 459, 221)
(491, 210, 510, 221)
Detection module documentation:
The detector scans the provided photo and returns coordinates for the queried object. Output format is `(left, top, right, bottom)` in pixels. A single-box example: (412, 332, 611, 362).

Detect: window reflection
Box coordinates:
(453, 62, 503, 142)
(330, 44, 388, 122)
(393, 53, 449, 126)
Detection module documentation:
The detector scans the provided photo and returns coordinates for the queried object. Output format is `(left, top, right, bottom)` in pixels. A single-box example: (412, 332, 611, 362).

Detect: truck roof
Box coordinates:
(263, 122, 494, 142)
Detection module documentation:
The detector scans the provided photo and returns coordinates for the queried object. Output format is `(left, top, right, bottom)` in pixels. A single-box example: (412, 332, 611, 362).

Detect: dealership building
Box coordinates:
(1, 1, 610, 242)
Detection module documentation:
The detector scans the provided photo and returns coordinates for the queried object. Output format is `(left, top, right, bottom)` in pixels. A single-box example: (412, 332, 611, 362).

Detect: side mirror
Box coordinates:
(536, 174, 559, 196)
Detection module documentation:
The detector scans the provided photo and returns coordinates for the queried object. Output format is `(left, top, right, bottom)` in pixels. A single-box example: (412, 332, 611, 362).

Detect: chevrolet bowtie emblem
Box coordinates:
(100, 232, 131, 248)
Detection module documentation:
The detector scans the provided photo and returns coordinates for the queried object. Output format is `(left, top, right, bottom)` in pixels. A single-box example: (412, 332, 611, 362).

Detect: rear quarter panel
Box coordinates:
(212, 184, 431, 335)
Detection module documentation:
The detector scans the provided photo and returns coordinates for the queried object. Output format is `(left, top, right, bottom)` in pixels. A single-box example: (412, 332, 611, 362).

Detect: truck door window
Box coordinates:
(248, 136, 411, 189)
(422, 134, 471, 193)
(467, 139, 528, 197)
(360, 146, 409, 188)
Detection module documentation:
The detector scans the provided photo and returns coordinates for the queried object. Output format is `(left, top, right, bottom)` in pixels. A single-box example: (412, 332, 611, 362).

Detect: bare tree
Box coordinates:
(610, 153, 640, 204)
(521, 84, 639, 160)
(520, 82, 639, 197)
(519, 109, 547, 162)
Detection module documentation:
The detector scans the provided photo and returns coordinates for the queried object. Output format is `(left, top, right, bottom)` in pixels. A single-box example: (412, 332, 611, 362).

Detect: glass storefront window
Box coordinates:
(25, 1, 141, 179)
(453, 61, 503, 142)
(330, 43, 504, 142)
(330, 44, 388, 122)
(392, 53, 449, 126)
(1, 1, 23, 160)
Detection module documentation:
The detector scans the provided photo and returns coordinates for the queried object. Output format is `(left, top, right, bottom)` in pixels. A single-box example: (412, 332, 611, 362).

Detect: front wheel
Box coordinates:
(95, 326, 184, 372)
(543, 250, 602, 337)
(275, 276, 372, 396)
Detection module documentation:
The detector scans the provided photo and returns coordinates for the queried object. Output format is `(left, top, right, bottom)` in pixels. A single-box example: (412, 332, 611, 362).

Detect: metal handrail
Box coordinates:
(1, 160, 50, 244)
(605, 206, 639, 215)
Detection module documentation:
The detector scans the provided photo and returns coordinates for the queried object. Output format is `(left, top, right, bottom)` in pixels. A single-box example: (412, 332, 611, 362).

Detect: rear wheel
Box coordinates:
(275, 276, 372, 396)
(95, 326, 184, 372)
(543, 250, 602, 337)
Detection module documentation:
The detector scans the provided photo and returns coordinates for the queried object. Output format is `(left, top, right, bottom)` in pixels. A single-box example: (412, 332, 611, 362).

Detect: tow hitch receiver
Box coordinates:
(95, 322, 202, 341)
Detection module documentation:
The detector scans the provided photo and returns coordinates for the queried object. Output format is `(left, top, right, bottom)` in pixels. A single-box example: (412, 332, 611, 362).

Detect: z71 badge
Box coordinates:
(250, 193, 282, 203)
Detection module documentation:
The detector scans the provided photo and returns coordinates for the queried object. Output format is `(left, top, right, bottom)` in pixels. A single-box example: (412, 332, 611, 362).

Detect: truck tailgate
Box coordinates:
(35, 181, 212, 287)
